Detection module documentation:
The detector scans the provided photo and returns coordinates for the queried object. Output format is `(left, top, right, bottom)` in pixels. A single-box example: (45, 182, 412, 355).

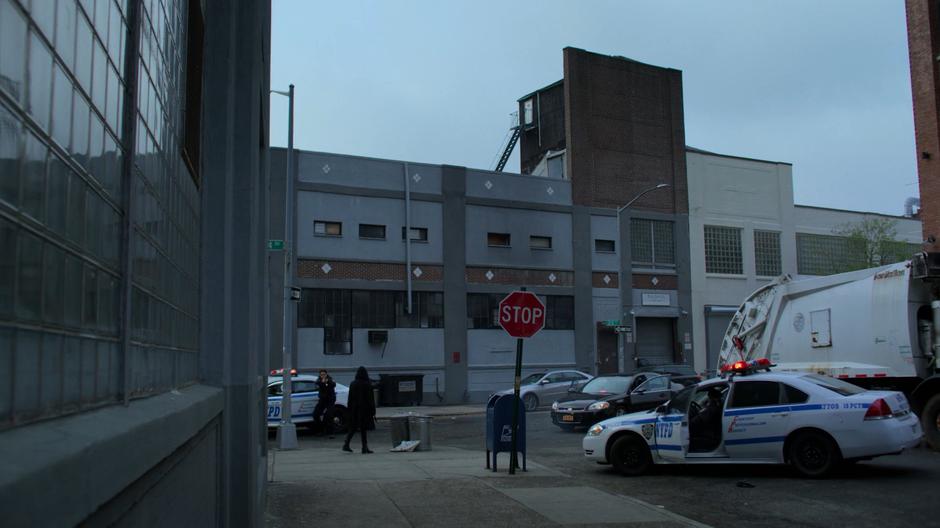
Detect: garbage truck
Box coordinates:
(716, 252, 940, 448)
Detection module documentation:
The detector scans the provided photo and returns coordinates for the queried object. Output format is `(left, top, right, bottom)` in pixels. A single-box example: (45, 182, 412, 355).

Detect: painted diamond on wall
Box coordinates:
(413, 267, 423, 278)
(484, 180, 493, 190)
(485, 270, 494, 281)
(546, 186, 554, 196)
(412, 173, 422, 183)
(322, 164, 331, 174)
(321, 263, 332, 274)
(651, 276, 659, 286)
(548, 273, 557, 283)
(603, 274, 611, 285)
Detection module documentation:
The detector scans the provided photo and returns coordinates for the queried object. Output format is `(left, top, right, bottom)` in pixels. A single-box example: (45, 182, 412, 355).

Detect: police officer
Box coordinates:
(313, 369, 337, 434)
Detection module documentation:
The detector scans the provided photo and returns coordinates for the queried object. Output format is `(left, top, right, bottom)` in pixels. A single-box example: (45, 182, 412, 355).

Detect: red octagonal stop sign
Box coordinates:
(498, 291, 546, 338)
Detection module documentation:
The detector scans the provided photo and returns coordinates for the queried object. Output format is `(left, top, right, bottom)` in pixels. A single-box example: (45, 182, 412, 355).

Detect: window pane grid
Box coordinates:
(704, 225, 743, 274)
(631, 219, 675, 268)
(754, 230, 781, 277)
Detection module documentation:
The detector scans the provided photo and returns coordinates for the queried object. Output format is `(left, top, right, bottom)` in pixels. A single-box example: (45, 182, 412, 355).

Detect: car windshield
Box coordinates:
(580, 376, 631, 395)
(521, 373, 546, 385)
(801, 374, 866, 396)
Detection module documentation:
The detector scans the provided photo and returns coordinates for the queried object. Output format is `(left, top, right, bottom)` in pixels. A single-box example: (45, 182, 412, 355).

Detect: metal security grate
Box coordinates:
(704, 225, 743, 274)
(754, 230, 782, 277)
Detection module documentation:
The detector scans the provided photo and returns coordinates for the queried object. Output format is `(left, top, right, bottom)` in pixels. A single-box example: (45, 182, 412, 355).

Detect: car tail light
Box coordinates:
(863, 398, 894, 420)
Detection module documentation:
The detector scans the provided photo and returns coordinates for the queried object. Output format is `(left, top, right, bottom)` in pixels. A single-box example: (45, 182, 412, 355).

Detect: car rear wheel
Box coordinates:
(523, 393, 539, 412)
(610, 435, 652, 476)
(920, 393, 940, 450)
(788, 431, 840, 478)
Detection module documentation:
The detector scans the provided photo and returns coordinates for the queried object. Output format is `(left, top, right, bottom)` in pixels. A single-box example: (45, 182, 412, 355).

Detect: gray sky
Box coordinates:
(270, 0, 916, 216)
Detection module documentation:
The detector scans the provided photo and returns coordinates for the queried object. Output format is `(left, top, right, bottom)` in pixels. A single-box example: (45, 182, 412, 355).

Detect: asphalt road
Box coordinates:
(428, 410, 940, 528)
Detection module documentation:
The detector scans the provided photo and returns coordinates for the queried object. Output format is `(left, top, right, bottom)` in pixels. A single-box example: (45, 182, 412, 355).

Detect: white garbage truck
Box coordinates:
(716, 252, 940, 448)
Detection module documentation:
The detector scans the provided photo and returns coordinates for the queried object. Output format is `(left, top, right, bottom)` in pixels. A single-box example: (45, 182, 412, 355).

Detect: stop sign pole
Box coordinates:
(498, 287, 546, 474)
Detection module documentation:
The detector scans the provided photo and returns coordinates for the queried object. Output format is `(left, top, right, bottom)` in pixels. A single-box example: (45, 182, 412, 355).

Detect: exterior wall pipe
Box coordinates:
(405, 162, 413, 314)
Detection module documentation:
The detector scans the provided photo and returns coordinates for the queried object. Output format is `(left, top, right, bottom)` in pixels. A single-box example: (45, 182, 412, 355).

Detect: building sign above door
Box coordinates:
(641, 293, 671, 306)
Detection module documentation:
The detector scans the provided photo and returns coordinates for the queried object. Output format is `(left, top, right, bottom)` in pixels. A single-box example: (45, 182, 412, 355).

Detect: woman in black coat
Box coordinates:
(343, 366, 375, 453)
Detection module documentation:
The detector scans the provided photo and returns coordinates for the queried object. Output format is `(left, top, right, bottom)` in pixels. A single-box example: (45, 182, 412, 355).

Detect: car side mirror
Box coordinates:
(539, 379, 550, 385)
(567, 386, 578, 393)
(655, 404, 668, 414)
(632, 388, 646, 395)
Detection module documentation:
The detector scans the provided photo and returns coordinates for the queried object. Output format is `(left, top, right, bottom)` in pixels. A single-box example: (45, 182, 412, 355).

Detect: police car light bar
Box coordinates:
(720, 358, 774, 375)
(270, 368, 298, 376)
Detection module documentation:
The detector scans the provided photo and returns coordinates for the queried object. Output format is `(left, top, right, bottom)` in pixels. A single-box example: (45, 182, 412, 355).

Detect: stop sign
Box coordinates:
(498, 291, 546, 338)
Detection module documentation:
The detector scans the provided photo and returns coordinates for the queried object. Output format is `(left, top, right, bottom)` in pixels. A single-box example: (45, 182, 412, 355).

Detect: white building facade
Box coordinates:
(688, 147, 922, 375)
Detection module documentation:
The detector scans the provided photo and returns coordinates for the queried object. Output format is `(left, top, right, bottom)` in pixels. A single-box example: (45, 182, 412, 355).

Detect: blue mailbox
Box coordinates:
(485, 394, 526, 472)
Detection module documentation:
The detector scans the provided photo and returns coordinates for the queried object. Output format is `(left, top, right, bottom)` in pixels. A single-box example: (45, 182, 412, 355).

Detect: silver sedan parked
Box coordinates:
(494, 370, 594, 411)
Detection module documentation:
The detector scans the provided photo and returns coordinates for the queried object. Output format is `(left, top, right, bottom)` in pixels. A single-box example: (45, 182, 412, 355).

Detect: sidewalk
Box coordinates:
(375, 404, 486, 419)
(265, 441, 709, 527)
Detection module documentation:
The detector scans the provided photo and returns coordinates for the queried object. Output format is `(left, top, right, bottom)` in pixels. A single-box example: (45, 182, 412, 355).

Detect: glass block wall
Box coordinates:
(0, 0, 199, 429)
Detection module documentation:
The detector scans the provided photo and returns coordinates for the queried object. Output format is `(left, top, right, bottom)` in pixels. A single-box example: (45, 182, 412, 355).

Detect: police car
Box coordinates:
(582, 358, 924, 477)
(267, 370, 350, 431)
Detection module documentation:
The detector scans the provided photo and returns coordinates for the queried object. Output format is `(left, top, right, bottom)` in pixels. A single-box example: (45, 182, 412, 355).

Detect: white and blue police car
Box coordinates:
(582, 358, 923, 477)
(267, 370, 350, 431)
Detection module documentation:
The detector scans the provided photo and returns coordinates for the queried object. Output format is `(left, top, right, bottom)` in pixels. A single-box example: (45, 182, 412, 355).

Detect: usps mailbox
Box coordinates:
(485, 394, 526, 472)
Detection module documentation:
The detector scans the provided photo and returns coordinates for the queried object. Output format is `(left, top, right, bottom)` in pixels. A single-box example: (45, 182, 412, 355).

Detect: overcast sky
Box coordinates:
(270, 0, 917, 216)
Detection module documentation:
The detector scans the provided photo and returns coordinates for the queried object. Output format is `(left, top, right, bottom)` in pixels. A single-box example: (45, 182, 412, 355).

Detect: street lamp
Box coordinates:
(271, 84, 298, 450)
(615, 183, 671, 373)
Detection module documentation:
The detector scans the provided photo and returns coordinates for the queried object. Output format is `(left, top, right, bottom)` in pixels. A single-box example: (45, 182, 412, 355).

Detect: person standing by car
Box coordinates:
(313, 369, 336, 434)
(343, 366, 375, 454)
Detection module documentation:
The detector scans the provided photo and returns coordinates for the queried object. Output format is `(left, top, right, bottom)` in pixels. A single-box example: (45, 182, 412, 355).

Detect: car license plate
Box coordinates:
(562, 414, 574, 422)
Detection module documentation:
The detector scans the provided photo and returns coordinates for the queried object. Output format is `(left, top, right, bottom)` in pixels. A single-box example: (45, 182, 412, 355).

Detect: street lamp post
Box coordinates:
(272, 84, 297, 450)
(615, 183, 671, 373)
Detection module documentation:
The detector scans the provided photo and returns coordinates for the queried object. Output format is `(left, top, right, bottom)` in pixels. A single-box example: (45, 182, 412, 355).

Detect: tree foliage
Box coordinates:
(832, 217, 915, 270)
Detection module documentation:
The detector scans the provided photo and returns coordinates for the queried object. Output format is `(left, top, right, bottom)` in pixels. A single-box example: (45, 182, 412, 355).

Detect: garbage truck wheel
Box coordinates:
(922, 394, 940, 450)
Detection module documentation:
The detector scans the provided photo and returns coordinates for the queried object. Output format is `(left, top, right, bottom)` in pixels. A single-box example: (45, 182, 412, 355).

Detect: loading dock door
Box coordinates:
(635, 318, 675, 368)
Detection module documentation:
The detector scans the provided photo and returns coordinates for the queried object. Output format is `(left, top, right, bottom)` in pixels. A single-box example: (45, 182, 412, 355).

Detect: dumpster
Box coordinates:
(485, 394, 526, 471)
(389, 415, 410, 446)
(407, 414, 432, 451)
(379, 374, 424, 406)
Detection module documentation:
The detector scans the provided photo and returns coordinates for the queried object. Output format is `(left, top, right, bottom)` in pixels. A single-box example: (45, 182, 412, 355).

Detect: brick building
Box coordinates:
(907, 0, 940, 249)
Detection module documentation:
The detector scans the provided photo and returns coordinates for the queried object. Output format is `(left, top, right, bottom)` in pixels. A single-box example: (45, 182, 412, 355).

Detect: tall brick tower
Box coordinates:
(907, 0, 939, 250)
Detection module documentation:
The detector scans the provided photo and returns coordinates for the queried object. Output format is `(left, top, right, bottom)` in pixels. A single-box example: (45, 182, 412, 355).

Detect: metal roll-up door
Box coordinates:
(635, 318, 675, 367)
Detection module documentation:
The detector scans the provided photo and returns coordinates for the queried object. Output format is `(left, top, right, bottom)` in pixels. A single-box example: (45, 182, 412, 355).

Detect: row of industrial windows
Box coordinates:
(703, 226, 919, 276)
(297, 289, 574, 355)
(312, 218, 676, 267)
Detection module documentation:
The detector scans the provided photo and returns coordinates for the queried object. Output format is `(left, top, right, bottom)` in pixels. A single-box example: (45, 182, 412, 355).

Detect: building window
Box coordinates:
(487, 232, 510, 247)
(704, 225, 743, 274)
(182, 0, 204, 185)
(466, 293, 573, 330)
(314, 220, 342, 236)
(300, 289, 444, 337)
(754, 230, 782, 277)
(796, 233, 864, 276)
(595, 239, 615, 253)
(523, 98, 534, 125)
(529, 235, 552, 250)
(401, 226, 428, 242)
(358, 223, 386, 240)
(631, 219, 675, 269)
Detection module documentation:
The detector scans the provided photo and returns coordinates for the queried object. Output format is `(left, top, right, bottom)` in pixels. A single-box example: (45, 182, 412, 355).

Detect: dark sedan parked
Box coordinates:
(550, 373, 678, 430)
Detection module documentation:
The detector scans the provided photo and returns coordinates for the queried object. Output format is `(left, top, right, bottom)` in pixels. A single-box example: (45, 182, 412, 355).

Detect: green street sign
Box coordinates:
(602, 320, 621, 327)
(267, 239, 284, 250)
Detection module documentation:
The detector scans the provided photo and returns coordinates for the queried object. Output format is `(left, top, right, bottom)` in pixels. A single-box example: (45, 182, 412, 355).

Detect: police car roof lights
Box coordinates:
(720, 357, 774, 376)
(269, 368, 298, 376)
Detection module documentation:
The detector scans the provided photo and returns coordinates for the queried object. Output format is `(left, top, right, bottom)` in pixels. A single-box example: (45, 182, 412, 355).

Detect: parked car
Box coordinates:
(637, 364, 702, 387)
(493, 370, 594, 411)
(550, 373, 680, 430)
(267, 373, 350, 432)
(583, 359, 923, 478)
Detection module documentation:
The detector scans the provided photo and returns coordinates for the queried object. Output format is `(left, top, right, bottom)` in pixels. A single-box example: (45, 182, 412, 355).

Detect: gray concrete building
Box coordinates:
(0, 1, 272, 525)
(270, 49, 694, 404)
